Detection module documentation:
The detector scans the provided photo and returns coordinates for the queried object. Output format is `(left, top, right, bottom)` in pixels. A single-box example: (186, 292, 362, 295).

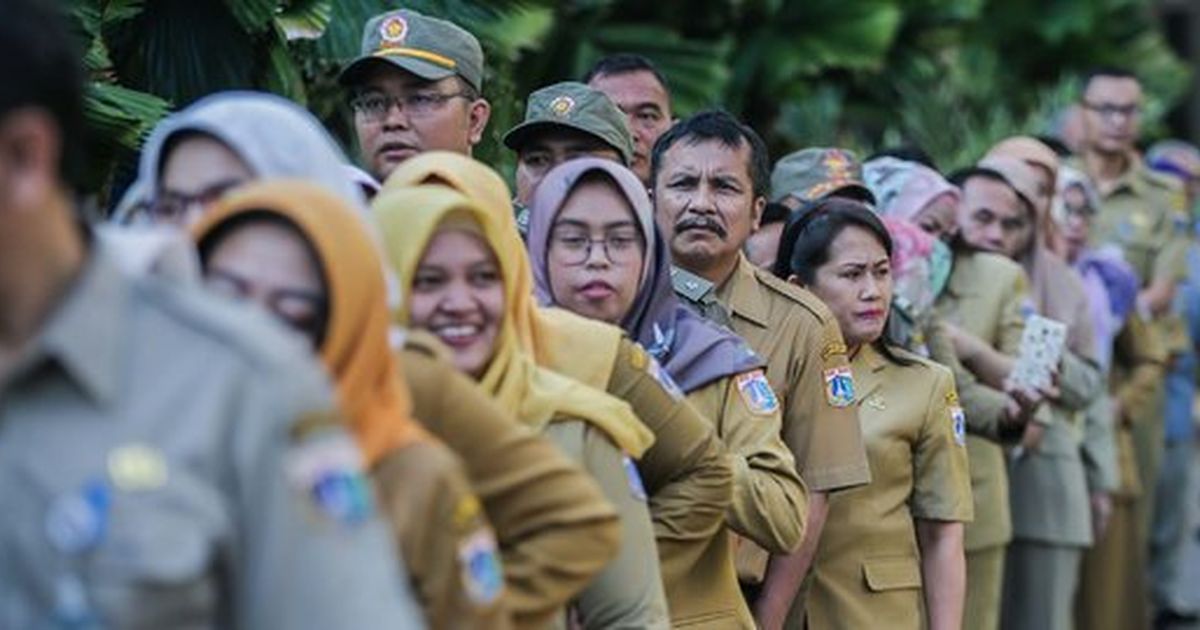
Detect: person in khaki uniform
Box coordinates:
(1077, 314, 1166, 630)
(777, 199, 971, 630)
(650, 111, 870, 629)
(191, 181, 513, 629)
(382, 152, 744, 613)
(377, 184, 673, 629)
(0, 4, 426, 623)
(525, 158, 808, 628)
(960, 146, 1105, 630)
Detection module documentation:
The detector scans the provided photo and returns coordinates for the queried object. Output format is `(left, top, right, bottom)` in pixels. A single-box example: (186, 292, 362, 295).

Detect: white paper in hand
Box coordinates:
(1008, 315, 1067, 391)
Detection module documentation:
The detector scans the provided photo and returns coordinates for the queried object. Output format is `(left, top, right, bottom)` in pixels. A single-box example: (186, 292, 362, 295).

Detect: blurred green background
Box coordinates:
(67, 0, 1198, 205)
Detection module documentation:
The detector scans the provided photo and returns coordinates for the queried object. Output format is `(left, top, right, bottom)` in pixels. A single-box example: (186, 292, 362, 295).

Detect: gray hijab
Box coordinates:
(116, 91, 365, 222)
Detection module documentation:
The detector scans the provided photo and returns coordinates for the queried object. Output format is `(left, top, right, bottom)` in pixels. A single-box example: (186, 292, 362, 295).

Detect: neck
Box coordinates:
(1082, 147, 1131, 188)
(0, 190, 85, 362)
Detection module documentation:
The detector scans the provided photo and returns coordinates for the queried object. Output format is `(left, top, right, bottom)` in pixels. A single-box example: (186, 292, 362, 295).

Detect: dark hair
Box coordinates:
(867, 145, 937, 170)
(1081, 66, 1140, 96)
(760, 202, 791, 227)
(774, 198, 913, 363)
(948, 167, 1036, 219)
(650, 109, 771, 199)
(1034, 134, 1072, 158)
(1, 0, 86, 191)
(584, 53, 670, 94)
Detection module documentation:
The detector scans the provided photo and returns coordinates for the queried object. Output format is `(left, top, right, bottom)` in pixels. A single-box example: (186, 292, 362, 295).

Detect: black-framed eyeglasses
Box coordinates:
(549, 229, 644, 267)
(146, 179, 244, 224)
(1082, 101, 1142, 120)
(350, 90, 472, 122)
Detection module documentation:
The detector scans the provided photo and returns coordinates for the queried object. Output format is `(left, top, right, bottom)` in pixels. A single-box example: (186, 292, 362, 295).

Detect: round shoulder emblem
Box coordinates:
(379, 15, 408, 45)
(549, 95, 575, 117)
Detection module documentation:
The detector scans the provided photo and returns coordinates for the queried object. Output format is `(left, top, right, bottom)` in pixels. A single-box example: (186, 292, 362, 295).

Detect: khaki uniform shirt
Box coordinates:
(542, 419, 671, 630)
(685, 254, 870, 492)
(933, 249, 1028, 551)
(403, 339, 620, 630)
(1108, 315, 1167, 500)
(0, 244, 424, 629)
(374, 439, 508, 630)
(806, 344, 973, 630)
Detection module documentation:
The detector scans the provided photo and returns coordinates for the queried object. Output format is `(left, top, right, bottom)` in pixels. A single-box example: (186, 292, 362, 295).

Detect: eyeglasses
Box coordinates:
(1082, 101, 1142, 120)
(146, 179, 243, 224)
(549, 229, 644, 267)
(350, 90, 471, 122)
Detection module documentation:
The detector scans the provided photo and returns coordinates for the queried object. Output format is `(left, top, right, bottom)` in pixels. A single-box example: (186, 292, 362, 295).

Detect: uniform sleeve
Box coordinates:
(1112, 315, 1167, 424)
(911, 366, 974, 522)
(1152, 188, 1190, 283)
(230, 352, 427, 630)
(995, 268, 1029, 356)
(605, 340, 733, 583)
(1055, 350, 1104, 413)
(926, 317, 1007, 441)
(782, 316, 870, 492)
(545, 422, 672, 630)
(1080, 396, 1120, 493)
(706, 373, 807, 554)
(373, 441, 509, 630)
(403, 351, 620, 630)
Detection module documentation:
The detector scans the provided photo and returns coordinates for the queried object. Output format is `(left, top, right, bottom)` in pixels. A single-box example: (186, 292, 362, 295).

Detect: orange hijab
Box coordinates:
(193, 179, 423, 465)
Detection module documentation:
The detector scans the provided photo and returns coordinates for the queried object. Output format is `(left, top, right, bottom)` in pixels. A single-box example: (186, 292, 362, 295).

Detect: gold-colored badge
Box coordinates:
(108, 444, 168, 491)
(549, 96, 575, 117)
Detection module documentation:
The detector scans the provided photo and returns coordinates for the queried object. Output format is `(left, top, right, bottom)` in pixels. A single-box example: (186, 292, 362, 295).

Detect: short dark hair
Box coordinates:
(760, 201, 791, 227)
(1034, 134, 1072, 158)
(867, 145, 937, 170)
(650, 109, 771, 199)
(1081, 66, 1140, 96)
(1, 0, 86, 190)
(584, 53, 670, 93)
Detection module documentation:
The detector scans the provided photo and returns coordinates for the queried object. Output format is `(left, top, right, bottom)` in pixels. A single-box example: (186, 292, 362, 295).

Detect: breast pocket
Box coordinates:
(87, 471, 228, 630)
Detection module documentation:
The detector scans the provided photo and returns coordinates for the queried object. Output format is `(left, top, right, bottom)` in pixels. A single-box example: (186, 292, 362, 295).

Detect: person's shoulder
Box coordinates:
(1142, 166, 1186, 194)
(958, 249, 1025, 284)
(133, 277, 317, 375)
(750, 265, 837, 324)
(886, 346, 956, 389)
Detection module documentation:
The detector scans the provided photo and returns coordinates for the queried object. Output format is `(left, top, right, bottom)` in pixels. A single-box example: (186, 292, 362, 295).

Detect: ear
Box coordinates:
(467, 98, 491, 147)
(750, 195, 766, 231)
(786, 273, 806, 288)
(0, 108, 59, 216)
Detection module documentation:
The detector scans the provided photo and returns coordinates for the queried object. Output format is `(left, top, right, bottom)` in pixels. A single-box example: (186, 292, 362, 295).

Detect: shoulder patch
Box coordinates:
(287, 430, 374, 526)
(629, 343, 648, 371)
(458, 528, 504, 606)
(736, 369, 780, 415)
(647, 356, 684, 400)
(823, 366, 856, 408)
(949, 404, 967, 446)
(623, 455, 649, 501)
(822, 341, 848, 360)
(453, 495, 482, 530)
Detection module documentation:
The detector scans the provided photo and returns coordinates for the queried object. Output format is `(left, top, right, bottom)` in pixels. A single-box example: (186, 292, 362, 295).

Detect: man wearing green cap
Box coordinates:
(770, 148, 876, 212)
(341, 8, 491, 182)
(504, 81, 635, 206)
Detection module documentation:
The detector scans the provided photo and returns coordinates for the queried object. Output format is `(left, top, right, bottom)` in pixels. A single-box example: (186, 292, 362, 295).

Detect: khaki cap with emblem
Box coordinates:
(770, 147, 876, 205)
(339, 9, 484, 93)
(503, 81, 635, 166)
(959, 155, 1041, 214)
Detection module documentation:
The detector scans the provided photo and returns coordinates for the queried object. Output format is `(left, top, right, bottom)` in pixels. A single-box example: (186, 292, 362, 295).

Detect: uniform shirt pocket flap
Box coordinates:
(862, 556, 922, 592)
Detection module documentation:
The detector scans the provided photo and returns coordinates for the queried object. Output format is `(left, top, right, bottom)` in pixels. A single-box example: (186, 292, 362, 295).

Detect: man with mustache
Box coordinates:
(653, 111, 870, 629)
(341, 9, 491, 183)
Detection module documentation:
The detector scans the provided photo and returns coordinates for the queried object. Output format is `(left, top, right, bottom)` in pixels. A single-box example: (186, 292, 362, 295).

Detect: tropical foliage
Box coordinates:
(67, 0, 1189, 203)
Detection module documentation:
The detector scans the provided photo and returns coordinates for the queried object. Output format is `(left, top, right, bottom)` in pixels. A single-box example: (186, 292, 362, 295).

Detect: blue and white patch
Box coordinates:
(623, 455, 648, 501)
(647, 356, 684, 401)
(45, 480, 111, 555)
(737, 370, 780, 415)
(951, 406, 967, 446)
(458, 528, 504, 605)
(823, 366, 856, 408)
(287, 432, 373, 526)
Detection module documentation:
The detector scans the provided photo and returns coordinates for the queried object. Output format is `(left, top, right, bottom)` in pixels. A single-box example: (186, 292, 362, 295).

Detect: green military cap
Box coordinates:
(771, 148, 875, 205)
(503, 82, 634, 166)
(339, 9, 484, 93)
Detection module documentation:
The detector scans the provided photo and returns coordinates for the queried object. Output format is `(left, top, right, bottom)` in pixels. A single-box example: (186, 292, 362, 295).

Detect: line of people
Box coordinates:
(3, 1, 1198, 629)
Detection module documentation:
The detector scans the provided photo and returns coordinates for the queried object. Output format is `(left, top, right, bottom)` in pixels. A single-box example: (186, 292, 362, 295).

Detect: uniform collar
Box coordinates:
(850, 342, 889, 404)
(1071, 152, 1148, 199)
(717, 253, 770, 327)
(33, 238, 130, 407)
(941, 249, 978, 300)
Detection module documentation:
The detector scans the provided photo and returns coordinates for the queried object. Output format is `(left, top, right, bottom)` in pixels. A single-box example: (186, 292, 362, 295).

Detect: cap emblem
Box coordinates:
(379, 15, 408, 47)
(549, 96, 575, 117)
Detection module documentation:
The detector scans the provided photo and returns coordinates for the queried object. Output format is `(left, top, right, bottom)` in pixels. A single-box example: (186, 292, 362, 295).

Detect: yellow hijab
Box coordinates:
(382, 152, 624, 390)
(372, 184, 653, 458)
(192, 179, 424, 466)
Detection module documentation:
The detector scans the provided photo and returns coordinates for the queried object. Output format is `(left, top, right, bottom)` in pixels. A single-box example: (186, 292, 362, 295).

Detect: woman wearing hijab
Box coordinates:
(118, 91, 366, 226)
(380, 154, 766, 610)
(374, 184, 671, 630)
(190, 180, 513, 629)
(525, 158, 807, 629)
(778, 198, 972, 630)
(863, 157, 963, 241)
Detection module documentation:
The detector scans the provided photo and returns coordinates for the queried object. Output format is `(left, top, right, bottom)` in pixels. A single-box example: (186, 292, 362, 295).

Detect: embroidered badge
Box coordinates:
(549, 95, 575, 117)
(821, 341, 848, 360)
(865, 393, 886, 411)
(287, 432, 374, 525)
(950, 405, 967, 446)
(824, 366, 856, 408)
(629, 344, 648, 371)
(737, 370, 780, 415)
(453, 495, 482, 529)
(647, 356, 684, 401)
(378, 15, 408, 46)
(108, 444, 168, 492)
(623, 455, 648, 501)
(458, 529, 504, 605)
(45, 480, 111, 555)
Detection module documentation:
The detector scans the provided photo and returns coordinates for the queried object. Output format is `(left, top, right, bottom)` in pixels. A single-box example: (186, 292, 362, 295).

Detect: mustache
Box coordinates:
(675, 216, 727, 239)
